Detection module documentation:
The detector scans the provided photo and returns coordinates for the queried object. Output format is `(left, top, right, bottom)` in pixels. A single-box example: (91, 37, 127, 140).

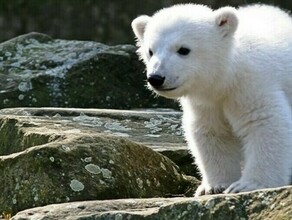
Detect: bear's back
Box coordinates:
(236, 5, 292, 45)
(234, 5, 292, 105)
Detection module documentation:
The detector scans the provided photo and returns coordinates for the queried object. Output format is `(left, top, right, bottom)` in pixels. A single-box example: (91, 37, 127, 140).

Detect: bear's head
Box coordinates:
(132, 4, 238, 100)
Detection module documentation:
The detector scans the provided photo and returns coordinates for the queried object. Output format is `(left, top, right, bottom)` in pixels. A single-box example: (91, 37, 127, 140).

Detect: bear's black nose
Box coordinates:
(147, 75, 165, 88)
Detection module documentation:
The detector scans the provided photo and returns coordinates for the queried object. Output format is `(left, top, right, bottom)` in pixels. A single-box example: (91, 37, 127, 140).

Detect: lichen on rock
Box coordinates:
(70, 179, 85, 192)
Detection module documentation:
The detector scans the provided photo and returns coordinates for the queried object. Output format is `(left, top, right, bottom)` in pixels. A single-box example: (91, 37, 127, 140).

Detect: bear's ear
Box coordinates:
(214, 7, 238, 37)
(131, 15, 151, 41)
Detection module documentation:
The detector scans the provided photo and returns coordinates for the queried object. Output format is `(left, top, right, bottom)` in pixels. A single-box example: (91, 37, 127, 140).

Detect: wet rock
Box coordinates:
(0, 32, 178, 110)
(12, 186, 292, 220)
(0, 107, 196, 214)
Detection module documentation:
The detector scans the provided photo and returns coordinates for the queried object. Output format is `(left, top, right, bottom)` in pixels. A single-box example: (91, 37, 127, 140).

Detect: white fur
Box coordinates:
(132, 4, 292, 195)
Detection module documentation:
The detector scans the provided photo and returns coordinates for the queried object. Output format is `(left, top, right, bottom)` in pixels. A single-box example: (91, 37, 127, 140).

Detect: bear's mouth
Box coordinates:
(154, 87, 177, 91)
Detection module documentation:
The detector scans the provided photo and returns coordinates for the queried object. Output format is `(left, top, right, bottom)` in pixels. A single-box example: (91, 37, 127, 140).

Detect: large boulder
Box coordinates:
(0, 32, 178, 109)
(0, 107, 196, 215)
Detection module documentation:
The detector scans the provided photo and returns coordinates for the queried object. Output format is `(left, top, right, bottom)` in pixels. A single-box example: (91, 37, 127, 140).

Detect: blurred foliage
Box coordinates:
(0, 0, 291, 44)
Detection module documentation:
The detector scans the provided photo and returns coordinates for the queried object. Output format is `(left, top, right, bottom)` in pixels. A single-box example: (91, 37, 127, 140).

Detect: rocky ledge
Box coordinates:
(12, 187, 292, 220)
(0, 107, 290, 219)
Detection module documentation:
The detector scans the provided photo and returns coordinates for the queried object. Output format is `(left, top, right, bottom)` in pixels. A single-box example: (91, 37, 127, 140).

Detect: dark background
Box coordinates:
(0, 0, 292, 45)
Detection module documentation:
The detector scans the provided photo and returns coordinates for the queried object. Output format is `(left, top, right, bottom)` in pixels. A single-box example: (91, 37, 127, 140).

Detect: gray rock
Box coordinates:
(0, 107, 197, 215)
(0, 107, 198, 177)
(0, 32, 178, 110)
(11, 186, 292, 220)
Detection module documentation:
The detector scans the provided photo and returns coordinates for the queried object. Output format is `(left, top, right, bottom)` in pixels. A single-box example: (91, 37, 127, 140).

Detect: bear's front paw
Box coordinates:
(224, 180, 265, 194)
(195, 183, 227, 197)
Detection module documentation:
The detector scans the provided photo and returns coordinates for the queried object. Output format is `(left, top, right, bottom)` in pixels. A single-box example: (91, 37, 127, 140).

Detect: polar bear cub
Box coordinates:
(132, 4, 292, 196)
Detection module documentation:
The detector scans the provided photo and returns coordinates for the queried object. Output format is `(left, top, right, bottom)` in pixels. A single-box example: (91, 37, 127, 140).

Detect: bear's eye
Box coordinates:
(177, 47, 190, 56)
(149, 49, 153, 57)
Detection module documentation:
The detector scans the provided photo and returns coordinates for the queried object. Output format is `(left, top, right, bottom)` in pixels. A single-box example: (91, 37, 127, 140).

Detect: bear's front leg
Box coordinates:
(182, 103, 242, 196)
(192, 131, 241, 196)
(224, 91, 292, 194)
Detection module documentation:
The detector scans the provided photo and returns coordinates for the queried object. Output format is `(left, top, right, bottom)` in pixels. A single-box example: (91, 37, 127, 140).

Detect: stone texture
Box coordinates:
(0, 107, 197, 215)
(0, 32, 178, 110)
(0, 107, 198, 176)
(12, 186, 292, 220)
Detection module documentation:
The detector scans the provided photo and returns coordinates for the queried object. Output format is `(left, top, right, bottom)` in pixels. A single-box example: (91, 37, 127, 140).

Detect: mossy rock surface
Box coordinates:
(0, 32, 178, 109)
(0, 107, 196, 215)
(0, 107, 198, 176)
